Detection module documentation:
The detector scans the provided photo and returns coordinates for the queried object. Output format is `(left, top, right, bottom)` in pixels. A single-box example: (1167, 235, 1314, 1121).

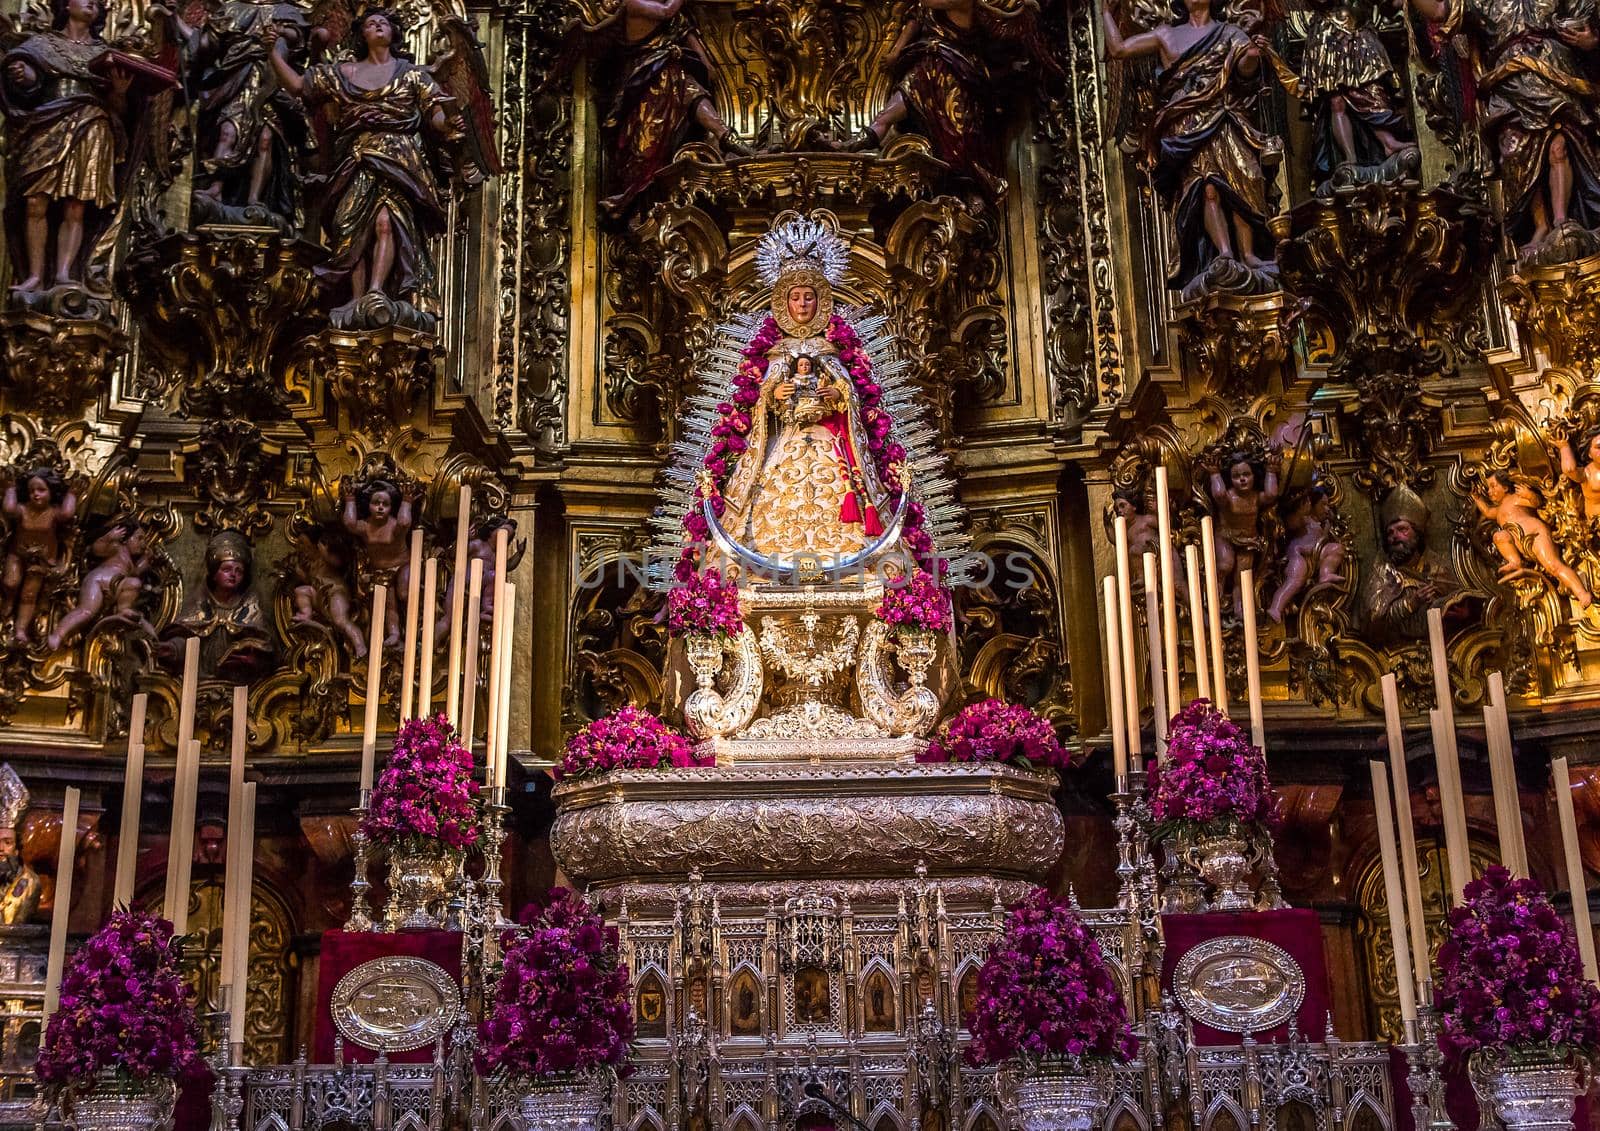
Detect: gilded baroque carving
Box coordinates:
(185, 418, 282, 540)
(297, 326, 442, 443)
(0, 307, 128, 424)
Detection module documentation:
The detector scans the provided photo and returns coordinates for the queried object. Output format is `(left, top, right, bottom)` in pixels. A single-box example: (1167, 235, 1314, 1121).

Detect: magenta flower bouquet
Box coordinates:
(1147, 699, 1276, 836)
(556, 706, 711, 780)
(665, 568, 743, 638)
(919, 698, 1074, 770)
(362, 714, 480, 851)
(967, 888, 1137, 1068)
(477, 888, 634, 1080)
(36, 909, 203, 1092)
(876, 570, 954, 635)
(1435, 866, 1600, 1066)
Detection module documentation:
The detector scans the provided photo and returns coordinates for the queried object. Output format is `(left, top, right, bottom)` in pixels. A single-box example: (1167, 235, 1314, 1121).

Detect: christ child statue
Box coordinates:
(342, 478, 418, 646)
(1203, 449, 1282, 615)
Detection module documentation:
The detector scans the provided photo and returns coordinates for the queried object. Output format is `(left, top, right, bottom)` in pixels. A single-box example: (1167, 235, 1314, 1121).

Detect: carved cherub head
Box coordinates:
(18, 466, 68, 509)
(1227, 451, 1264, 493)
(358, 479, 400, 522)
(92, 517, 145, 559)
(1577, 425, 1600, 466)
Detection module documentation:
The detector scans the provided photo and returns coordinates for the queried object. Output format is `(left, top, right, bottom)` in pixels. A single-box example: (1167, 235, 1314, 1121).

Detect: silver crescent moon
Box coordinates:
(702, 489, 910, 584)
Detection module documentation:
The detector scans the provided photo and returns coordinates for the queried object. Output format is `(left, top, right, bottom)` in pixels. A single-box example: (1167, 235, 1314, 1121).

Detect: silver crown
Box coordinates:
(753, 211, 851, 289)
(0, 765, 29, 830)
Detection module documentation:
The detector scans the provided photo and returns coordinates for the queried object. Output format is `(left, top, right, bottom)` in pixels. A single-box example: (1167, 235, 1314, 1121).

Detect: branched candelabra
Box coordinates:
(346, 789, 375, 932)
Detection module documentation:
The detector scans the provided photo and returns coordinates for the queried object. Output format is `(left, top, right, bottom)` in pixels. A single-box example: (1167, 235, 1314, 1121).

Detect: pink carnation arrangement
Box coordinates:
(556, 706, 711, 781)
(362, 714, 480, 852)
(919, 698, 1075, 770)
(665, 567, 743, 638)
(675, 313, 936, 582)
(967, 888, 1137, 1068)
(1436, 865, 1600, 1066)
(876, 569, 954, 634)
(476, 887, 634, 1080)
(36, 909, 204, 1093)
(1148, 700, 1276, 834)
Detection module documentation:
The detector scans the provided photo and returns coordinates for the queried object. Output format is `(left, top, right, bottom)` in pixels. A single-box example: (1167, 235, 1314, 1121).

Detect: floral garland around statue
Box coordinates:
(676, 313, 935, 581)
(556, 706, 712, 780)
(876, 568, 954, 635)
(362, 714, 481, 852)
(36, 909, 203, 1111)
(477, 887, 634, 1081)
(1148, 699, 1277, 838)
(664, 566, 743, 638)
(968, 888, 1137, 1068)
(1437, 865, 1600, 1066)
(918, 698, 1074, 770)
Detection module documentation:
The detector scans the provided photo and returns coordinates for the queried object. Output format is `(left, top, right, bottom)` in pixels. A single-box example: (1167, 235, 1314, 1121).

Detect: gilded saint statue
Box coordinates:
(719, 218, 891, 566)
(160, 530, 275, 680)
(1361, 485, 1470, 644)
(1410, 0, 1600, 263)
(0, 766, 40, 925)
(1103, 0, 1282, 301)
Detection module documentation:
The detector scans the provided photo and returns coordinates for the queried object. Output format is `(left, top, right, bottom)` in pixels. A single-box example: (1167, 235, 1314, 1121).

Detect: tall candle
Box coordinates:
(1429, 707, 1470, 903)
(1370, 762, 1419, 1025)
(1184, 544, 1210, 702)
(175, 636, 199, 757)
(43, 787, 80, 1019)
(1113, 516, 1142, 758)
(493, 584, 517, 790)
(1382, 674, 1430, 995)
(1240, 567, 1265, 751)
(418, 557, 439, 717)
(399, 529, 423, 721)
(1103, 577, 1128, 785)
(484, 534, 509, 784)
(1485, 702, 1526, 879)
(459, 559, 485, 746)
(1552, 757, 1599, 984)
(218, 686, 248, 998)
(163, 637, 201, 918)
(1486, 672, 1527, 877)
(112, 694, 147, 908)
(1143, 553, 1169, 751)
(1427, 607, 1471, 896)
(445, 486, 472, 726)
(1155, 467, 1181, 715)
(360, 585, 387, 794)
(228, 781, 256, 1050)
(169, 740, 202, 937)
(1199, 516, 1228, 715)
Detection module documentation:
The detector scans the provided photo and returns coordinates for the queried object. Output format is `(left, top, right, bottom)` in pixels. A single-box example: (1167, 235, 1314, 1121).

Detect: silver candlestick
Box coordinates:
(1416, 983, 1454, 1131)
(481, 786, 511, 931)
(346, 789, 375, 932)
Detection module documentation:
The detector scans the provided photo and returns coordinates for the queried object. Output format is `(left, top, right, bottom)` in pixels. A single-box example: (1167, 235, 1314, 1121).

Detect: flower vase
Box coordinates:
(684, 633, 725, 690)
(893, 628, 939, 687)
(385, 839, 457, 931)
(1483, 1056, 1585, 1131)
(1014, 1061, 1110, 1131)
(69, 1073, 177, 1131)
(1192, 827, 1255, 911)
(516, 1074, 603, 1131)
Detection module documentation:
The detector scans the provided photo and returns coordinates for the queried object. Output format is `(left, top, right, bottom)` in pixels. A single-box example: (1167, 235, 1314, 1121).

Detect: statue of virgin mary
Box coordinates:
(717, 214, 893, 564)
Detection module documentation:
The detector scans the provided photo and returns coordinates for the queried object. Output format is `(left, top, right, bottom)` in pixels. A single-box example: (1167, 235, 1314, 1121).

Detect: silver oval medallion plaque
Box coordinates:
(331, 956, 462, 1052)
(1173, 936, 1306, 1033)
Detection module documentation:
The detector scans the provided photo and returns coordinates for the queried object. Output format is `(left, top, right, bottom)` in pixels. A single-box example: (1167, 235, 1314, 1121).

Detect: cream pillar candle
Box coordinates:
(1199, 516, 1228, 715)
(1143, 553, 1169, 750)
(1382, 674, 1430, 995)
(1426, 608, 1471, 890)
(459, 559, 485, 747)
(1552, 757, 1599, 984)
(445, 486, 472, 726)
(399, 529, 423, 721)
(1429, 707, 1470, 904)
(1184, 544, 1210, 702)
(418, 557, 439, 717)
(1103, 576, 1128, 785)
(162, 638, 200, 916)
(43, 787, 80, 1019)
(112, 694, 147, 908)
(1240, 568, 1265, 751)
(1154, 467, 1182, 714)
(359, 585, 387, 794)
(493, 584, 517, 790)
(1485, 702, 1527, 879)
(1486, 672, 1527, 877)
(227, 781, 256, 1050)
(169, 740, 202, 937)
(218, 686, 248, 998)
(484, 527, 510, 777)
(1370, 762, 1419, 1025)
(1113, 516, 1142, 759)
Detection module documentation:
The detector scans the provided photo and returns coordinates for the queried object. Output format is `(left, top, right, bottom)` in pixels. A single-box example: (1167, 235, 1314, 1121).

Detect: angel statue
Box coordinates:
(576, 0, 751, 218)
(1103, 0, 1283, 301)
(1293, 0, 1419, 192)
(1410, 0, 1600, 264)
(264, 6, 497, 329)
(1, 0, 174, 300)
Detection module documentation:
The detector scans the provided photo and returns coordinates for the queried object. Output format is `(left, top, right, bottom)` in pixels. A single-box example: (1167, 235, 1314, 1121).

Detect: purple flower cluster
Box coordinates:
(876, 570, 954, 634)
(675, 314, 936, 580)
(36, 909, 203, 1088)
(362, 714, 480, 851)
(555, 706, 711, 781)
(477, 888, 634, 1080)
(1147, 700, 1276, 830)
(967, 888, 1137, 1067)
(1435, 865, 1600, 1064)
(919, 698, 1074, 770)
(665, 568, 743, 638)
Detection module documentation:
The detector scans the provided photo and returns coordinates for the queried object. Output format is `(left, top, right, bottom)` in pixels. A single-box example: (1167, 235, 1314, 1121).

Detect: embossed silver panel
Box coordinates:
(331, 956, 462, 1053)
(1173, 936, 1305, 1034)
